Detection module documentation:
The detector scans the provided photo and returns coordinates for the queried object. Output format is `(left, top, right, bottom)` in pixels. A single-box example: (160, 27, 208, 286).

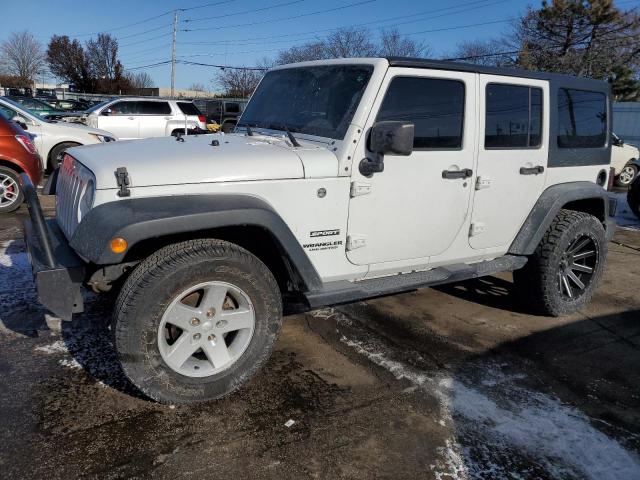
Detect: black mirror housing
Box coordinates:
(370, 121, 414, 156)
(11, 115, 27, 130)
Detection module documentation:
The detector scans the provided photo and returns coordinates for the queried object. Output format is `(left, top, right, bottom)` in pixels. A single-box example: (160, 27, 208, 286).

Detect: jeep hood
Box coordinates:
(66, 133, 338, 189)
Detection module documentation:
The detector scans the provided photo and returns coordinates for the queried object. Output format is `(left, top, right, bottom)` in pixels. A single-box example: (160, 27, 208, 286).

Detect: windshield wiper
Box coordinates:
(262, 122, 301, 147)
(237, 121, 256, 136)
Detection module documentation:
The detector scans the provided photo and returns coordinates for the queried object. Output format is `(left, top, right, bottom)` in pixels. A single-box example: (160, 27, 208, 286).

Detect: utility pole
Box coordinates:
(171, 10, 178, 98)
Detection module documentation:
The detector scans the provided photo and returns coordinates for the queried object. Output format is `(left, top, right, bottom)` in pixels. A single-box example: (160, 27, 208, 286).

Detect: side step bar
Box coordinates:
(304, 255, 527, 309)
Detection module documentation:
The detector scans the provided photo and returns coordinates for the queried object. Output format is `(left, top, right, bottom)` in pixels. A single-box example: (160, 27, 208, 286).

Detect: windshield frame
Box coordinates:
(239, 63, 376, 141)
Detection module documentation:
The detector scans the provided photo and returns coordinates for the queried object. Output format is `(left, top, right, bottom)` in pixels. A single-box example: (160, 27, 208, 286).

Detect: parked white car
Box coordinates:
(0, 97, 116, 171)
(84, 98, 207, 140)
(611, 133, 639, 186)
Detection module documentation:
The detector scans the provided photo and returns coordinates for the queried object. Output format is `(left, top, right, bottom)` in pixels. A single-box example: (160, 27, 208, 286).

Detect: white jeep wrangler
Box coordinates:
(22, 58, 616, 404)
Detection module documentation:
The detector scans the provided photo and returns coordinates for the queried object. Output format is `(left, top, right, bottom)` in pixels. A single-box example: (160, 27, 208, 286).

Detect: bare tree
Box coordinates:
(447, 38, 515, 66)
(0, 31, 45, 82)
(378, 28, 428, 58)
(324, 28, 377, 58)
(85, 33, 127, 93)
(189, 82, 206, 92)
(217, 67, 264, 98)
(123, 71, 155, 93)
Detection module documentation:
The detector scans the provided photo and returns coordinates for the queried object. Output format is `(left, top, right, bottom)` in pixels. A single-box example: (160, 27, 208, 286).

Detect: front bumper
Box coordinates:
(20, 174, 85, 320)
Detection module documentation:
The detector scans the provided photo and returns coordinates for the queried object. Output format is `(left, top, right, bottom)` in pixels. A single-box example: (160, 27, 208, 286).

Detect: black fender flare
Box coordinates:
(508, 182, 614, 256)
(70, 194, 322, 291)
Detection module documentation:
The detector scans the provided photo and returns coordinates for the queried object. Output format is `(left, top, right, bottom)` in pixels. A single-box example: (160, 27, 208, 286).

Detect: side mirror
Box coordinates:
(360, 121, 414, 176)
(11, 115, 27, 130)
(101, 108, 112, 116)
(370, 121, 415, 156)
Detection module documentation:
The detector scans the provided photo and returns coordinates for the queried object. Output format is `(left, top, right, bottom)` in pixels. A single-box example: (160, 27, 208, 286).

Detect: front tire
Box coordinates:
(513, 210, 607, 316)
(0, 166, 24, 213)
(615, 164, 638, 187)
(113, 239, 283, 404)
(49, 142, 80, 171)
(628, 177, 640, 219)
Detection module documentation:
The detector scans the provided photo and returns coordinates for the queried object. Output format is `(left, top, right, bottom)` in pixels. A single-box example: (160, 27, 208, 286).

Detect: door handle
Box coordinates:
(442, 168, 473, 179)
(128, 116, 135, 120)
(520, 165, 545, 175)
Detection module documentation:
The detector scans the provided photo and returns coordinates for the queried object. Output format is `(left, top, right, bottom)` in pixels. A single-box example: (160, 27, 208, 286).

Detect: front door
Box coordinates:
(347, 68, 477, 266)
(98, 100, 139, 140)
(469, 75, 549, 250)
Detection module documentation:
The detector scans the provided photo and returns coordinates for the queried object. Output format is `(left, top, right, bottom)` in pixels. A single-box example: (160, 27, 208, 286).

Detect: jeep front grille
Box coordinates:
(55, 154, 90, 239)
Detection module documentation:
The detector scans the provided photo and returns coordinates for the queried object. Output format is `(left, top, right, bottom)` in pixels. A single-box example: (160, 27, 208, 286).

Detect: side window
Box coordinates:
(485, 84, 543, 148)
(136, 101, 172, 115)
(376, 77, 465, 149)
(557, 88, 607, 148)
(107, 101, 135, 115)
(0, 105, 15, 119)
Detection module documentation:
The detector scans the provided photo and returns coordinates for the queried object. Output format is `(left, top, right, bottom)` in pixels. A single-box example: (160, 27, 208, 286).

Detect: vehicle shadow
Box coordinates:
(434, 274, 535, 315)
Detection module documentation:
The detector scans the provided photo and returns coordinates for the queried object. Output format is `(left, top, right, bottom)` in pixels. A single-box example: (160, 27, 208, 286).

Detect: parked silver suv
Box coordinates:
(84, 98, 206, 140)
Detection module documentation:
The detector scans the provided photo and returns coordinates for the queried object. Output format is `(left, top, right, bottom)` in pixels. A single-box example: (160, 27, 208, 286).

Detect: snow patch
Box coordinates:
(35, 340, 68, 355)
(336, 309, 640, 480)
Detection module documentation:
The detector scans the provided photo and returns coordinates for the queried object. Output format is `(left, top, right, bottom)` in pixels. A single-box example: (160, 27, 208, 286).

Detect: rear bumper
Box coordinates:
(20, 174, 85, 320)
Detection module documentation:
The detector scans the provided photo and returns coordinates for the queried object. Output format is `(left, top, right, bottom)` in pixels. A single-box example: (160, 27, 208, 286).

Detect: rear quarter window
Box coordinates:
(557, 88, 607, 148)
(177, 102, 202, 116)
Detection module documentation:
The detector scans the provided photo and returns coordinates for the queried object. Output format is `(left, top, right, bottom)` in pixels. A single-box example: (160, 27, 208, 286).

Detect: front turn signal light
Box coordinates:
(109, 237, 128, 254)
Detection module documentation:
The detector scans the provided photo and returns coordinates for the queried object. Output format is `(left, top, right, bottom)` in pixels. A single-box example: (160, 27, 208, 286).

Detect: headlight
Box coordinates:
(89, 133, 116, 143)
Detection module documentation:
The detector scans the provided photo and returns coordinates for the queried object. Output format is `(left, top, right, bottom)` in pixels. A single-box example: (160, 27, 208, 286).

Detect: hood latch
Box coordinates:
(115, 167, 131, 197)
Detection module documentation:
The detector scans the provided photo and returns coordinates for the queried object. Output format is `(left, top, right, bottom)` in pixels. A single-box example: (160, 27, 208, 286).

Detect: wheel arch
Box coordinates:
(509, 182, 613, 256)
(71, 194, 323, 293)
(47, 141, 81, 171)
(0, 158, 23, 173)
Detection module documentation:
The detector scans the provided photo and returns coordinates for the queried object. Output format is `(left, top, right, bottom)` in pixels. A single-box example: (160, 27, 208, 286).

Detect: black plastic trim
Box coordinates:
(303, 255, 527, 310)
(70, 195, 323, 291)
(508, 182, 613, 256)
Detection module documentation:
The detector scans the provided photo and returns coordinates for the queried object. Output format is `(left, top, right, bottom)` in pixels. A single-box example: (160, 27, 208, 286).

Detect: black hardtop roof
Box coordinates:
(386, 57, 610, 92)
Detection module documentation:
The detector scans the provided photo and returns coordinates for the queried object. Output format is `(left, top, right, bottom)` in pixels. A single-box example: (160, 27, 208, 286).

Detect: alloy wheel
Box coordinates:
(0, 173, 19, 208)
(557, 235, 598, 299)
(618, 165, 636, 185)
(158, 281, 255, 377)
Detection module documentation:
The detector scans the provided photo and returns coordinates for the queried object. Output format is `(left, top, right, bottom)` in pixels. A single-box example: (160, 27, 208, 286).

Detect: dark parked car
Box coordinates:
(193, 99, 246, 133)
(43, 98, 88, 112)
(628, 175, 640, 220)
(35, 88, 57, 99)
(0, 114, 43, 212)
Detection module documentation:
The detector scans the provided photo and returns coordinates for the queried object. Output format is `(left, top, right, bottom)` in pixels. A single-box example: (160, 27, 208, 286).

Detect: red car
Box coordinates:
(0, 115, 43, 213)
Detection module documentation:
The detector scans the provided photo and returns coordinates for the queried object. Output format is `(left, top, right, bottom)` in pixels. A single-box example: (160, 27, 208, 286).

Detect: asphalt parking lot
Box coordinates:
(1, 195, 639, 479)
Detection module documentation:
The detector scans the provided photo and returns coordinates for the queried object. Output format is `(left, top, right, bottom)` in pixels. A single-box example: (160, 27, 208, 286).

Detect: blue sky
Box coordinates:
(0, 0, 632, 90)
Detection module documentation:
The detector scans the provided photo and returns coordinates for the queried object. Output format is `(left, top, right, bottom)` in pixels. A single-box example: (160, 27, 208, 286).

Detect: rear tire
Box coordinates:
(113, 239, 282, 404)
(0, 166, 23, 213)
(513, 209, 607, 316)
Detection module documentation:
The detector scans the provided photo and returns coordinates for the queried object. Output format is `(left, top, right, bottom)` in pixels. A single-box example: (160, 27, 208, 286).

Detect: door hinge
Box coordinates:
(346, 235, 367, 251)
(350, 181, 372, 198)
(475, 176, 492, 190)
(469, 222, 486, 236)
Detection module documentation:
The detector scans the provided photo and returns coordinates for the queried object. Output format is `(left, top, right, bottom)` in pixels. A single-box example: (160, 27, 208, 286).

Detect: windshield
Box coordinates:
(240, 65, 374, 140)
(0, 97, 40, 122)
(86, 100, 111, 113)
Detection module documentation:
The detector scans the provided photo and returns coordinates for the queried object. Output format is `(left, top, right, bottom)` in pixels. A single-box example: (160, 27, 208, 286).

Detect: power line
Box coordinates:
(180, 0, 510, 44)
(183, 0, 308, 23)
(177, 60, 268, 71)
(182, 0, 378, 32)
(119, 32, 173, 49)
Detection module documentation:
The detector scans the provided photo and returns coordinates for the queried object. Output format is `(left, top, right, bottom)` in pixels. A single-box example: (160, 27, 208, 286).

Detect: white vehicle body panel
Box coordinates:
(0, 97, 115, 169)
(85, 98, 206, 140)
(610, 142, 639, 175)
(469, 75, 550, 250)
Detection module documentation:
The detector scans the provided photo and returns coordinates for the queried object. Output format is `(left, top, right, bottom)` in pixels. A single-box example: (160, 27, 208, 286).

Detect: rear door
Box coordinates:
(137, 101, 172, 138)
(98, 100, 139, 139)
(469, 76, 549, 249)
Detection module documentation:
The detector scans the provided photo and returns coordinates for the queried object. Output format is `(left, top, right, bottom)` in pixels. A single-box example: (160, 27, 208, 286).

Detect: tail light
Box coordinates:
(15, 135, 38, 155)
(198, 115, 206, 123)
